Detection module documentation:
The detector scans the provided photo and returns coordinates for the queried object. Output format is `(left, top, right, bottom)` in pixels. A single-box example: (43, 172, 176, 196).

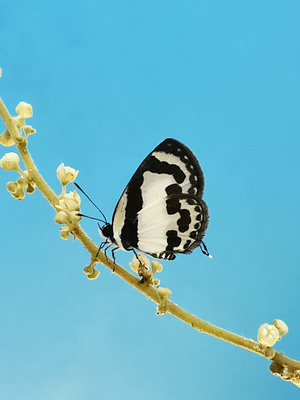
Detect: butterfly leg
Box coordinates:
(96, 239, 109, 257)
(111, 247, 119, 272)
(132, 249, 146, 267)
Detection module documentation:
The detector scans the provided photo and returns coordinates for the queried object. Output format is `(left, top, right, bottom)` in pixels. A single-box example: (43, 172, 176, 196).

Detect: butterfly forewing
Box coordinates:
(112, 138, 209, 259)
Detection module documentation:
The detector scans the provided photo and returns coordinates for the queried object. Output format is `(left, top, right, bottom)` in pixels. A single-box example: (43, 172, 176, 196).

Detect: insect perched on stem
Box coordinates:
(76, 138, 211, 268)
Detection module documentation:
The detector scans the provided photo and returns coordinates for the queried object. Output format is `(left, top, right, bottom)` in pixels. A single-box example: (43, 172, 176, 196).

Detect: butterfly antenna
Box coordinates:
(200, 241, 213, 258)
(74, 182, 107, 224)
(77, 213, 106, 224)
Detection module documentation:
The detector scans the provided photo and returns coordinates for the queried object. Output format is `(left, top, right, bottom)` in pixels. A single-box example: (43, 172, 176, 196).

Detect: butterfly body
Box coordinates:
(101, 138, 209, 261)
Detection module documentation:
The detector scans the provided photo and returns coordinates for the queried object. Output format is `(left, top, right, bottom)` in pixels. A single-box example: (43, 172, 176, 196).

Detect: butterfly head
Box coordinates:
(99, 222, 115, 244)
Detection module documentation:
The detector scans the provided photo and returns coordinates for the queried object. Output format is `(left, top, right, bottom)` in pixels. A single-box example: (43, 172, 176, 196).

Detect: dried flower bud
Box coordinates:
(26, 183, 35, 194)
(60, 227, 70, 240)
(6, 181, 25, 199)
(129, 253, 149, 274)
(273, 320, 288, 337)
(15, 101, 33, 118)
(257, 323, 280, 346)
(57, 163, 79, 185)
(86, 269, 100, 280)
(0, 152, 20, 171)
(83, 264, 100, 280)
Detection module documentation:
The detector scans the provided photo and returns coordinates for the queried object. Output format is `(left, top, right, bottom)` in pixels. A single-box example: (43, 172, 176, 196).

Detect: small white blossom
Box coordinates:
(57, 163, 78, 185)
(257, 323, 280, 346)
(15, 101, 33, 118)
(0, 152, 20, 171)
(57, 190, 81, 212)
(273, 320, 288, 337)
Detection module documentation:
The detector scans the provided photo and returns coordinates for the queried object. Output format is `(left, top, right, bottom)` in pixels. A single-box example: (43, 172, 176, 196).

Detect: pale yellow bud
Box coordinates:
(13, 116, 26, 129)
(57, 190, 81, 212)
(156, 287, 172, 300)
(257, 323, 280, 346)
(151, 260, 163, 274)
(0, 152, 20, 171)
(0, 130, 14, 147)
(23, 125, 36, 138)
(15, 101, 33, 118)
(57, 163, 79, 185)
(55, 211, 69, 224)
(273, 320, 288, 336)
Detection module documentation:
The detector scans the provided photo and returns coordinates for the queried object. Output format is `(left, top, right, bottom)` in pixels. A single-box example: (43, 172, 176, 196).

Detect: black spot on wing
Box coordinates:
(166, 196, 181, 215)
(166, 230, 181, 251)
(165, 183, 182, 196)
(177, 209, 191, 233)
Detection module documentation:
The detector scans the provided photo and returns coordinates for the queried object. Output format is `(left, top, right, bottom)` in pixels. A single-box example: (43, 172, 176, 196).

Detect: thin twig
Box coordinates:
(1, 97, 299, 388)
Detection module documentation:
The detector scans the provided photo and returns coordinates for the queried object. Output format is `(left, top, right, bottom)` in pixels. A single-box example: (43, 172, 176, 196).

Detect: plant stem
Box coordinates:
(1, 97, 299, 387)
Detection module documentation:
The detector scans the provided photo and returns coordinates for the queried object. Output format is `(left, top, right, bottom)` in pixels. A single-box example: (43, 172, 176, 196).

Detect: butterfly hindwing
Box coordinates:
(136, 194, 208, 259)
(112, 138, 209, 259)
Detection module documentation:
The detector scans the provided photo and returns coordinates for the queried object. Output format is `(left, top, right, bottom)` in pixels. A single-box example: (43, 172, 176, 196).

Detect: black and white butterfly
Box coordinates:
(77, 138, 210, 265)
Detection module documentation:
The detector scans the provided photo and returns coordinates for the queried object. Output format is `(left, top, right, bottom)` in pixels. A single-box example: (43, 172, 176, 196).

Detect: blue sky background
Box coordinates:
(1, 1, 300, 399)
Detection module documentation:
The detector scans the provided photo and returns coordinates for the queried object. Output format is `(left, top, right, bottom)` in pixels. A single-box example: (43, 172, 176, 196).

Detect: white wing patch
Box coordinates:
(137, 195, 207, 258)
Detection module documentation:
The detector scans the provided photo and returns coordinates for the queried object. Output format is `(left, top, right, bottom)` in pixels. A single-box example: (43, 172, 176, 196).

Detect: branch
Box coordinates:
(0, 97, 299, 388)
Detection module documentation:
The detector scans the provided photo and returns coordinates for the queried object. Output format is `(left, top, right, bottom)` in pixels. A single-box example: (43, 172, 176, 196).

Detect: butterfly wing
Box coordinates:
(112, 138, 209, 259)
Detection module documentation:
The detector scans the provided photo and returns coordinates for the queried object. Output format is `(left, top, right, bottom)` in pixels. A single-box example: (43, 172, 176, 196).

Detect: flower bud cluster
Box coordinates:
(129, 253, 163, 286)
(257, 319, 288, 347)
(55, 163, 80, 239)
(0, 153, 35, 199)
(0, 101, 35, 147)
(55, 190, 81, 239)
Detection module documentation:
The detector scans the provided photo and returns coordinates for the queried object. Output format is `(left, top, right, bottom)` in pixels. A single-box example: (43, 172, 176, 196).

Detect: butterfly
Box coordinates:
(76, 138, 210, 266)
